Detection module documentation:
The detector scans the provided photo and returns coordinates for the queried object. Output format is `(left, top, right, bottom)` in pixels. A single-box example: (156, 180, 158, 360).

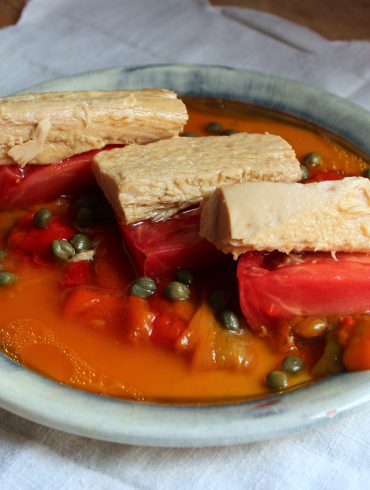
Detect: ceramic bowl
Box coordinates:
(1, 64, 369, 447)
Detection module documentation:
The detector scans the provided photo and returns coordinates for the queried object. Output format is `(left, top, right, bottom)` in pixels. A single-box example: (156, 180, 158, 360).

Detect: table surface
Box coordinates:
(2, 0, 370, 39)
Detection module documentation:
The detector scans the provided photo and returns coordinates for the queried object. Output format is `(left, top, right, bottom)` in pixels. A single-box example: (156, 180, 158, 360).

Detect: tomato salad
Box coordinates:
(0, 97, 369, 402)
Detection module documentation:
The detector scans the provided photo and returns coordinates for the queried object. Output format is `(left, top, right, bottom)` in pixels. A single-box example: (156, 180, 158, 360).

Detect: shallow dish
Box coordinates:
(1, 64, 370, 447)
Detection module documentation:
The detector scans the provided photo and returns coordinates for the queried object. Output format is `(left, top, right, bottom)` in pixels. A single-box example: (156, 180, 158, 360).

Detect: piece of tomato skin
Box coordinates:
(151, 313, 187, 346)
(237, 251, 370, 330)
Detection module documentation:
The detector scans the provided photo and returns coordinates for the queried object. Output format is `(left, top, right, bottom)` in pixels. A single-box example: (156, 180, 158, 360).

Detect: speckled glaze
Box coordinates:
(2, 64, 369, 447)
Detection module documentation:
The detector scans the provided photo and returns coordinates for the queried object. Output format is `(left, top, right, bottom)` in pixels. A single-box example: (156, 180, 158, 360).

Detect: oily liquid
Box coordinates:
(0, 98, 366, 403)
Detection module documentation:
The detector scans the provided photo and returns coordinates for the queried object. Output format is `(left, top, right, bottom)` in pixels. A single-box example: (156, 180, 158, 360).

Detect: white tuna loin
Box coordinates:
(92, 132, 301, 224)
(0, 89, 187, 166)
(200, 177, 370, 258)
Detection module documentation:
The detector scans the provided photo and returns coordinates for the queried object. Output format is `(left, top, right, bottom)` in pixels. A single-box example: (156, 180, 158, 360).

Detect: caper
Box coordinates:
(51, 239, 75, 262)
(33, 208, 53, 229)
(362, 168, 370, 178)
(164, 281, 190, 301)
(76, 206, 96, 227)
(300, 164, 309, 180)
(293, 317, 328, 339)
(206, 121, 222, 132)
(0, 272, 18, 287)
(218, 310, 239, 332)
(303, 152, 322, 167)
(282, 355, 304, 375)
(182, 132, 198, 137)
(207, 289, 228, 312)
(175, 268, 194, 286)
(0, 250, 7, 260)
(266, 370, 289, 390)
(70, 233, 92, 253)
(221, 129, 239, 136)
(129, 277, 157, 298)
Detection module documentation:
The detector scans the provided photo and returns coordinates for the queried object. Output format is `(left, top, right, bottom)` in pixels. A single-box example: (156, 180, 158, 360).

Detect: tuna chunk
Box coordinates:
(200, 177, 370, 258)
(93, 133, 301, 224)
(0, 89, 187, 166)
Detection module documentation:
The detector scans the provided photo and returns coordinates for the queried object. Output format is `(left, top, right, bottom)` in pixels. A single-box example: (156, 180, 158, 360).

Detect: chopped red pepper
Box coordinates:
(60, 260, 94, 290)
(122, 295, 155, 341)
(151, 313, 187, 346)
(8, 214, 75, 259)
(63, 286, 123, 327)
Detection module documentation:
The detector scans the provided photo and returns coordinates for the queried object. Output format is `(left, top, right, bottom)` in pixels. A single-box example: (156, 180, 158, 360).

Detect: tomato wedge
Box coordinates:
(120, 211, 226, 278)
(0, 145, 123, 210)
(237, 251, 370, 329)
(0, 150, 99, 210)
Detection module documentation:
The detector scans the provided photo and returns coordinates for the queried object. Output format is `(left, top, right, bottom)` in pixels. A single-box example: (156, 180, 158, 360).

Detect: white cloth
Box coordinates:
(0, 1, 370, 488)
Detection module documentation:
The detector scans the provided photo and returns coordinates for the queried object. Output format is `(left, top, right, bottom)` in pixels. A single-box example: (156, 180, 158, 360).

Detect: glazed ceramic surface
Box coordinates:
(1, 65, 369, 447)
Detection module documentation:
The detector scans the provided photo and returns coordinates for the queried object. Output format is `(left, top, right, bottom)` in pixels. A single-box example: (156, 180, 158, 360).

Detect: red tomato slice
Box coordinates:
(237, 251, 370, 330)
(0, 146, 123, 210)
(120, 211, 226, 278)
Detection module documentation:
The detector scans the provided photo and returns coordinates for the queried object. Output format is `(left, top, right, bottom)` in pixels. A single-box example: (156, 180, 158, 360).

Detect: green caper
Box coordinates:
(266, 370, 289, 390)
(206, 121, 222, 132)
(164, 281, 190, 301)
(182, 132, 198, 137)
(33, 208, 53, 229)
(300, 164, 309, 180)
(218, 310, 239, 332)
(0, 272, 18, 287)
(207, 289, 228, 312)
(70, 234, 92, 253)
(51, 239, 75, 262)
(282, 355, 304, 375)
(76, 206, 96, 227)
(0, 250, 7, 260)
(175, 268, 194, 286)
(303, 152, 322, 167)
(362, 168, 370, 178)
(221, 129, 239, 136)
(129, 277, 157, 298)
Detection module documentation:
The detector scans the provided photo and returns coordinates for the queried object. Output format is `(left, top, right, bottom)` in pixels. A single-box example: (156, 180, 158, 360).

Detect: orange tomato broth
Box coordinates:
(0, 97, 367, 404)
